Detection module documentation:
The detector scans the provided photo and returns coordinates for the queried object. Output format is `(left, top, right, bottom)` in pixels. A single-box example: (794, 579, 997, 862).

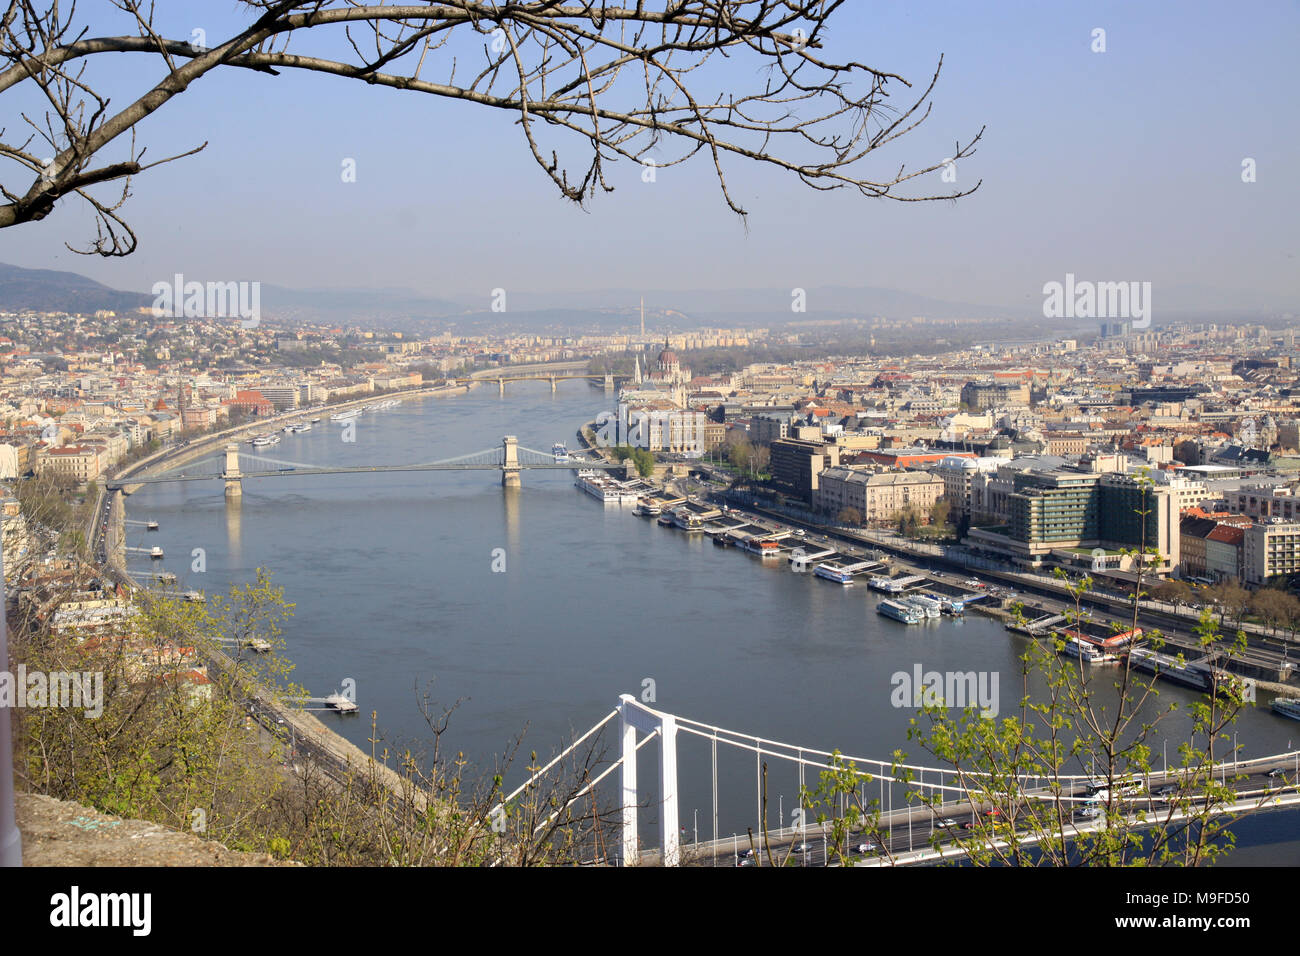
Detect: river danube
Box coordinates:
(124, 383, 1299, 861)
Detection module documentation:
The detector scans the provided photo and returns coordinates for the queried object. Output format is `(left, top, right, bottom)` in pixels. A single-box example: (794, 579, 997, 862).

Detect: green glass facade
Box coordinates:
(1008, 472, 1101, 544)
(1008, 472, 1157, 548)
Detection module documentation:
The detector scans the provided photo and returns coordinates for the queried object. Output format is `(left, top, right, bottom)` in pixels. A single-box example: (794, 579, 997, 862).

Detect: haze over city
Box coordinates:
(1, 0, 1296, 316)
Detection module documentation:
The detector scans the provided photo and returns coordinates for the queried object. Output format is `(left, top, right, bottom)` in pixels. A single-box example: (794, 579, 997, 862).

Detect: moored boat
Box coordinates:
(878, 599, 924, 624)
(815, 562, 855, 584)
(1272, 697, 1300, 721)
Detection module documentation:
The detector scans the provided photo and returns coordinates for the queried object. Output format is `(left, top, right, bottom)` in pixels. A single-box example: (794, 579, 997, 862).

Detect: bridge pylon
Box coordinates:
(498, 378, 505, 396)
(501, 435, 521, 488)
(619, 694, 679, 866)
(549, 377, 557, 393)
(604, 373, 614, 391)
(223, 443, 242, 499)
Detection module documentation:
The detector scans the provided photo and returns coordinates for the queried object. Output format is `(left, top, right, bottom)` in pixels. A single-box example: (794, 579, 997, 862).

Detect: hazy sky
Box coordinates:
(1, 1, 1296, 312)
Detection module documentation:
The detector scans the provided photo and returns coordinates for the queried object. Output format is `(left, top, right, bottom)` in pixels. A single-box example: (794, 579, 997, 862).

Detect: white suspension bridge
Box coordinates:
(496, 695, 1300, 866)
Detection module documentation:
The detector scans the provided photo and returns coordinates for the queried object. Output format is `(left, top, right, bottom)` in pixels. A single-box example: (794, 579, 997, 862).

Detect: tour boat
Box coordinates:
(906, 594, 943, 619)
(814, 563, 855, 584)
(1272, 698, 1300, 722)
(552, 442, 570, 462)
(877, 599, 924, 624)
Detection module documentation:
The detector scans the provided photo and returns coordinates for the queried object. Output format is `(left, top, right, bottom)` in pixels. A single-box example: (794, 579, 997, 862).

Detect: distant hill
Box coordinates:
(2, 260, 1287, 331)
(0, 262, 152, 313)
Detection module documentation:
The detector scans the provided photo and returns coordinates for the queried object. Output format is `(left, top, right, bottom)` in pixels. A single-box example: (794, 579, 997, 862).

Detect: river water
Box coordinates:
(124, 382, 1299, 862)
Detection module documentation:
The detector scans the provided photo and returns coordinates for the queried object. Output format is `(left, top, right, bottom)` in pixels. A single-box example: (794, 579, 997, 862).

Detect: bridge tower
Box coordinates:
(223, 443, 242, 499)
(549, 376, 557, 393)
(501, 435, 521, 488)
(498, 378, 505, 396)
(604, 373, 614, 391)
(618, 694, 680, 866)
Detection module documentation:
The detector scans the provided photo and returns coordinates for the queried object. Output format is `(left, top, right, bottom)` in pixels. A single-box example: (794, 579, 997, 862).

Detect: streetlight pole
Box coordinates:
(1, 546, 20, 866)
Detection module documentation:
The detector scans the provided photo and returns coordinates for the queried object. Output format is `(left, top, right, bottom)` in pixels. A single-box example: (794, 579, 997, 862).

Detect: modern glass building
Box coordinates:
(969, 469, 1179, 572)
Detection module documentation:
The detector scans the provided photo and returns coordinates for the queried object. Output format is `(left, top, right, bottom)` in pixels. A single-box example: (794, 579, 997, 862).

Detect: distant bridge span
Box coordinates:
(462, 361, 632, 394)
(106, 435, 621, 496)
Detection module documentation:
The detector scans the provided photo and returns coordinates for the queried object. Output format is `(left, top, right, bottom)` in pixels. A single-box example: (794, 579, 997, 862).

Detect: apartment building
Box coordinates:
(928, 456, 1002, 518)
(814, 468, 944, 524)
(1243, 520, 1300, 585)
(961, 380, 1030, 410)
(39, 445, 103, 482)
(1226, 482, 1300, 521)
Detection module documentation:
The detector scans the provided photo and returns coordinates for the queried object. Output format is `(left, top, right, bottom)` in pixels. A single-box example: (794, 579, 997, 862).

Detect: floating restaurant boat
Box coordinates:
(739, 538, 783, 558)
(878, 599, 924, 624)
(575, 469, 638, 504)
(1060, 636, 1119, 665)
(669, 509, 706, 532)
(633, 500, 661, 517)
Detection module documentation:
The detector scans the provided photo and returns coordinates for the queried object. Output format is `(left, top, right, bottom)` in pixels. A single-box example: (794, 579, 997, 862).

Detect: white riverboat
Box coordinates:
(1061, 636, 1118, 665)
(1272, 698, 1300, 722)
(814, 562, 855, 584)
(575, 469, 638, 504)
(905, 595, 942, 619)
(877, 599, 924, 624)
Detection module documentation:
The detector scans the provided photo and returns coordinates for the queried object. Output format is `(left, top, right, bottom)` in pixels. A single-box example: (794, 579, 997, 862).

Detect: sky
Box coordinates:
(0, 0, 1296, 314)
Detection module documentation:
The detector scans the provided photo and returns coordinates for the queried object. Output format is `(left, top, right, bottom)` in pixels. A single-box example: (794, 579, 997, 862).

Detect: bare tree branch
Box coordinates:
(0, 2, 982, 254)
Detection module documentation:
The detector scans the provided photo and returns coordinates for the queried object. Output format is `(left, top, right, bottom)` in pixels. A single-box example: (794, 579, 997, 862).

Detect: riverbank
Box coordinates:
(104, 383, 487, 808)
(112, 380, 476, 495)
